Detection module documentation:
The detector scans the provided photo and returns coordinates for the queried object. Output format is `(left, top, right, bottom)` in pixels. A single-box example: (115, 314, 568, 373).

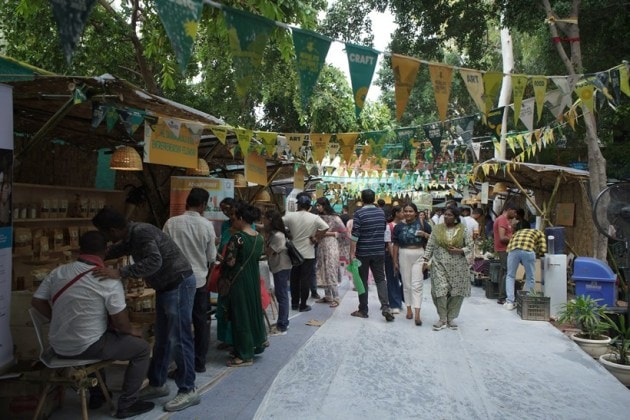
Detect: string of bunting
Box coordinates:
(50, 1, 630, 180)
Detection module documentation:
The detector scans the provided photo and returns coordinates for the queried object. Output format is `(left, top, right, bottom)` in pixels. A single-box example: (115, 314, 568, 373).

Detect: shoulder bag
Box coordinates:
(286, 238, 304, 266)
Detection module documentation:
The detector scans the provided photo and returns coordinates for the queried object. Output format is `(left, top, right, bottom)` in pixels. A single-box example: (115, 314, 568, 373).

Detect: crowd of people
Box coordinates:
(30, 185, 546, 418)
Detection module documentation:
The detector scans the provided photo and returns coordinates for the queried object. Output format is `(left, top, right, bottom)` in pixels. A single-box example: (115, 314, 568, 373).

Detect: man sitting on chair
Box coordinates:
(31, 231, 153, 419)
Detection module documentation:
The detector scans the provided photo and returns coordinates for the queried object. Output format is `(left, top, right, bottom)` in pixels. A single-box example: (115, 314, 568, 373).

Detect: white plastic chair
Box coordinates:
(28, 307, 115, 420)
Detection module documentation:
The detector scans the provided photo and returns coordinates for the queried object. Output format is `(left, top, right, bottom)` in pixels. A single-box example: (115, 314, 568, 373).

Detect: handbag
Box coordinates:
(286, 239, 304, 266)
(208, 246, 228, 293)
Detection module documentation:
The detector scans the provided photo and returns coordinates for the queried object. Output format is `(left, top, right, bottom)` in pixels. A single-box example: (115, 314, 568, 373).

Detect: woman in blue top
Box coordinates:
(392, 202, 432, 325)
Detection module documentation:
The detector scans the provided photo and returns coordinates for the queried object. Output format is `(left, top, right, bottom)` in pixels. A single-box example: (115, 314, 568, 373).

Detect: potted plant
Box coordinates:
(557, 295, 611, 358)
(598, 313, 630, 386)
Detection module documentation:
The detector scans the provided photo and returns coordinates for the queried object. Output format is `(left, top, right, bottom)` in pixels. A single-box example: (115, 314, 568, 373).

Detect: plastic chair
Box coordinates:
(28, 308, 115, 420)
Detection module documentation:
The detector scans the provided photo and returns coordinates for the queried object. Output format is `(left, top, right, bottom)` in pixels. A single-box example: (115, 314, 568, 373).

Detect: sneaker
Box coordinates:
(163, 390, 201, 412)
(269, 326, 287, 336)
(432, 320, 447, 331)
(382, 311, 395, 322)
(299, 305, 312, 312)
(391, 308, 401, 315)
(504, 302, 516, 311)
(351, 310, 368, 318)
(116, 400, 154, 418)
(447, 320, 458, 330)
(139, 384, 170, 400)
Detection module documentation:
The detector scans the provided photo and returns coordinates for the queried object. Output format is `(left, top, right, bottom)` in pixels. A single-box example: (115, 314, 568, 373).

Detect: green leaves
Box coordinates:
(557, 295, 609, 340)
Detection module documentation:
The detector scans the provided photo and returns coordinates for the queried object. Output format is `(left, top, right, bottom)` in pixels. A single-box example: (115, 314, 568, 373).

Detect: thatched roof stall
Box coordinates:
(472, 158, 592, 257)
(2, 56, 297, 224)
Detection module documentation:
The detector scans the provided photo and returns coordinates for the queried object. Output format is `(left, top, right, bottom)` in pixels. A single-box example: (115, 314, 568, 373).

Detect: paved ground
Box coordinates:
(49, 279, 630, 420)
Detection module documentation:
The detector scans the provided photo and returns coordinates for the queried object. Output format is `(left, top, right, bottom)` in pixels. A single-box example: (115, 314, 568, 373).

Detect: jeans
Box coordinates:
(273, 269, 291, 331)
(192, 286, 209, 370)
(506, 249, 536, 303)
(498, 251, 508, 300)
(66, 331, 150, 411)
(357, 254, 389, 314)
(291, 258, 316, 309)
(148, 274, 196, 393)
(385, 251, 403, 309)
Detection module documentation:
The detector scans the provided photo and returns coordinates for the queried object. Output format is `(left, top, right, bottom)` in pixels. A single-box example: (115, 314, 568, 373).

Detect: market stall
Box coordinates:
(472, 158, 592, 257)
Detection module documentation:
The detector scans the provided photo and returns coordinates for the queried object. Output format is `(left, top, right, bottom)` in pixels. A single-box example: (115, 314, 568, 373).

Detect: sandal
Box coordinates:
(226, 357, 253, 367)
(316, 298, 332, 303)
(329, 301, 340, 308)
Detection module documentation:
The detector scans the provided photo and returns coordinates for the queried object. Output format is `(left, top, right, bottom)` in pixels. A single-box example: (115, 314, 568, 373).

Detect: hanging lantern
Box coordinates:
(185, 158, 210, 176)
(254, 189, 271, 202)
(109, 146, 143, 171)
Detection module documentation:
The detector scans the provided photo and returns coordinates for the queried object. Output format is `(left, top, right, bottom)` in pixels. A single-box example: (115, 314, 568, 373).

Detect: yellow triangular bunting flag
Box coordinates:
(210, 125, 229, 145)
(511, 75, 528, 125)
(234, 128, 253, 155)
(256, 131, 278, 157)
(310, 133, 331, 163)
(460, 68, 486, 116)
(429, 63, 453, 122)
(483, 71, 503, 114)
(391, 54, 422, 121)
(337, 132, 359, 164)
(531, 76, 548, 122)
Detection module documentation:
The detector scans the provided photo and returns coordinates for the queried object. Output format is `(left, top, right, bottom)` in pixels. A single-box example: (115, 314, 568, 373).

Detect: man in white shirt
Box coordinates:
(460, 206, 479, 237)
(283, 192, 329, 312)
(163, 187, 217, 373)
(31, 231, 152, 419)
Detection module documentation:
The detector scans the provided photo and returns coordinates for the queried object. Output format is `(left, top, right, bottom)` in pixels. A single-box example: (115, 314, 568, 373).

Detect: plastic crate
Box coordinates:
(484, 278, 499, 299)
(516, 290, 550, 321)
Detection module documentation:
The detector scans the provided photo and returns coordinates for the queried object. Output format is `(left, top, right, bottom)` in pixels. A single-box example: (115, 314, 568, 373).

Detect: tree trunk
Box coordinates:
(542, 0, 607, 259)
(496, 26, 514, 160)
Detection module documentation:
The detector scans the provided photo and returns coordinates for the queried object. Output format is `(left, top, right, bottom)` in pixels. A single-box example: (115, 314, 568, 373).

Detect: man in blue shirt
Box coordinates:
(350, 189, 395, 321)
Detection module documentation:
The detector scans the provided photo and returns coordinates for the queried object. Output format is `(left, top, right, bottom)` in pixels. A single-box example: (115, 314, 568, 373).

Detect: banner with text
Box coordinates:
(345, 43, 379, 118)
(292, 28, 332, 112)
(144, 115, 199, 169)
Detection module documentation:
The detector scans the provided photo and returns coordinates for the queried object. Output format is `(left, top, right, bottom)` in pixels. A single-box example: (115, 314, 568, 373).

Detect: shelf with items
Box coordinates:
(12, 182, 124, 222)
(11, 183, 125, 290)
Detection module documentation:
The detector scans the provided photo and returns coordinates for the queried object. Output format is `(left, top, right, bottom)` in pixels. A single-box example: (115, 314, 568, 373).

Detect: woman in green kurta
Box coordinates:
(215, 198, 237, 348)
(424, 206, 473, 331)
(221, 202, 266, 366)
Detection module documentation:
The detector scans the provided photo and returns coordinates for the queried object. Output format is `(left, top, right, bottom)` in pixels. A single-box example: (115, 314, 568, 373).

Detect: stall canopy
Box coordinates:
(1, 56, 224, 156)
(473, 158, 593, 256)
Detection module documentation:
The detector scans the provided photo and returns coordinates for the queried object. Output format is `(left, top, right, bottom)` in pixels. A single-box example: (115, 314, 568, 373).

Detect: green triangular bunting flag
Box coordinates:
(292, 28, 332, 112)
(345, 43, 379, 118)
(49, 0, 98, 64)
(223, 6, 275, 101)
(154, 0, 204, 72)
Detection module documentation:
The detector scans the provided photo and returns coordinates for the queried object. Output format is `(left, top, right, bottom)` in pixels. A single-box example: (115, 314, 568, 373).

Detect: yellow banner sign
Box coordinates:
(245, 151, 268, 186)
(144, 116, 199, 169)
